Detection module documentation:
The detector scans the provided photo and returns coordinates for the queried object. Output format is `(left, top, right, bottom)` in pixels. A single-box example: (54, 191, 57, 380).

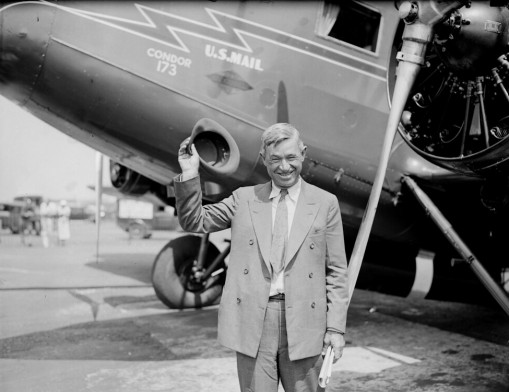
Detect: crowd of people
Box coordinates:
(20, 199, 71, 247)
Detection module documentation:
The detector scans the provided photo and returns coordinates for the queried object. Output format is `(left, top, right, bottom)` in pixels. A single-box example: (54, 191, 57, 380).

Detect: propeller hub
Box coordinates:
(434, 4, 509, 76)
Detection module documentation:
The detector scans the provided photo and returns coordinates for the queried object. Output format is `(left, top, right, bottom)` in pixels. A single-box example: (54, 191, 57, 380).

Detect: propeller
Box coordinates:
(95, 152, 104, 263)
(347, 1, 466, 302)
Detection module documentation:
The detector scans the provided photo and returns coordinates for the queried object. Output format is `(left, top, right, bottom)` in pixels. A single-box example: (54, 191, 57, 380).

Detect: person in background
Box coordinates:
(174, 123, 349, 392)
(39, 200, 50, 248)
(46, 200, 59, 245)
(57, 200, 71, 246)
(20, 199, 36, 246)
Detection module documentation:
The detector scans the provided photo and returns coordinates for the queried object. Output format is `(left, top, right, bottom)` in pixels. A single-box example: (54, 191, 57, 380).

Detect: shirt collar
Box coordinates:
(269, 178, 301, 202)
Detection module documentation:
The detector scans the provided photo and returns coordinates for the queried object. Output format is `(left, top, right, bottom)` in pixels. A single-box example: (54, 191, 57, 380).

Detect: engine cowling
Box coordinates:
(110, 161, 153, 196)
(389, 2, 509, 176)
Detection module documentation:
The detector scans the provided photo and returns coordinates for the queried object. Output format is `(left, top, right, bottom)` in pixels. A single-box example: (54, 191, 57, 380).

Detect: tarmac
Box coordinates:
(0, 220, 508, 392)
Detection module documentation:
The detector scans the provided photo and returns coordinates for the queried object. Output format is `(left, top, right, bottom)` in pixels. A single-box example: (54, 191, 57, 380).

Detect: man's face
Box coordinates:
(262, 137, 306, 189)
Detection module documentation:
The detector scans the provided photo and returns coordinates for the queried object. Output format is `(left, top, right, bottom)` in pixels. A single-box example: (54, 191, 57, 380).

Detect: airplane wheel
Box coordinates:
(151, 235, 225, 309)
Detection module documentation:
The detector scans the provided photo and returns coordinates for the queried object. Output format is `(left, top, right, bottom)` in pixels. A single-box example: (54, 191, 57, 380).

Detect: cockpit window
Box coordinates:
(316, 0, 381, 53)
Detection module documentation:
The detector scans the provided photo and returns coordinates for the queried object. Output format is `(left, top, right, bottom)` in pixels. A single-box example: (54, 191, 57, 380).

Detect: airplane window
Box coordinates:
(317, 0, 381, 53)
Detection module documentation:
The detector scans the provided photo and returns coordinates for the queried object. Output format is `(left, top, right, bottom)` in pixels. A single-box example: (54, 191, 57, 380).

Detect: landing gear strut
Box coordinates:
(403, 176, 509, 316)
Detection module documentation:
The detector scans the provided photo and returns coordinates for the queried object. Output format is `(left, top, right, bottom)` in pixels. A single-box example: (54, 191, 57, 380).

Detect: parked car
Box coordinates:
(116, 198, 179, 239)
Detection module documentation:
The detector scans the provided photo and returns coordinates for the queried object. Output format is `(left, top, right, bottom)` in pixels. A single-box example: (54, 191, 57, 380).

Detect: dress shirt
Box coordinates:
(269, 178, 301, 296)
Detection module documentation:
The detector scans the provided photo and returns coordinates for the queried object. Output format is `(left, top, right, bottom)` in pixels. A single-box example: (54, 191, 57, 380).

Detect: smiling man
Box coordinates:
(174, 123, 349, 392)
(261, 124, 305, 189)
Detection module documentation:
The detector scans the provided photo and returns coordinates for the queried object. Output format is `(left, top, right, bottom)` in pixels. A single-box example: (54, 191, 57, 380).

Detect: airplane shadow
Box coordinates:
(0, 300, 369, 362)
(85, 253, 156, 284)
(0, 308, 232, 361)
(1, 290, 507, 362)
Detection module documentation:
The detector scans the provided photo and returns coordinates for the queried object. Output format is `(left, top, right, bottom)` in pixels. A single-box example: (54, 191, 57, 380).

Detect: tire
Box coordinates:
(128, 221, 150, 239)
(152, 235, 226, 309)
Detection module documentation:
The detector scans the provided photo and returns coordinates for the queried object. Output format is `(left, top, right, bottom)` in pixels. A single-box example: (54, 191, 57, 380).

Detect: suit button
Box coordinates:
(310, 243, 315, 249)
(249, 239, 254, 245)
(244, 269, 249, 274)
(309, 273, 313, 278)
(311, 302, 316, 308)
(237, 298, 241, 304)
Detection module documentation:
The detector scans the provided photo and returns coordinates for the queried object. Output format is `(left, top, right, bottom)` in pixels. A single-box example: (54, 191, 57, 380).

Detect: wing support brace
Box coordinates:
(402, 176, 509, 317)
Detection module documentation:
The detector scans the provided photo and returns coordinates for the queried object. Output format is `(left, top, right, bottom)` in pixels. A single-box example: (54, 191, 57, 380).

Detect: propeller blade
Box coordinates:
(345, 0, 455, 302)
(347, 59, 422, 302)
(95, 152, 104, 262)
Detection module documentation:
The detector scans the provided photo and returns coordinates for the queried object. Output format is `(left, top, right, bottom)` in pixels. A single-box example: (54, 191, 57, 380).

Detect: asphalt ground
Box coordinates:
(0, 220, 508, 392)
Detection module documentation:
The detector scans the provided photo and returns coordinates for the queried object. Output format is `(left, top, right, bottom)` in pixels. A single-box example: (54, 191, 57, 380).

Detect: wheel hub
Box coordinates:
(179, 259, 207, 292)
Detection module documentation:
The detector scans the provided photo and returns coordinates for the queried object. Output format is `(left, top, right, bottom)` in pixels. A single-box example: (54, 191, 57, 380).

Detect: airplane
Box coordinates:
(1, 0, 508, 315)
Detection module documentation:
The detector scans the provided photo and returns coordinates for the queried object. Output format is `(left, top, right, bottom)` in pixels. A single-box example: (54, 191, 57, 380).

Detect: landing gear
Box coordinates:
(403, 176, 509, 316)
(151, 234, 227, 309)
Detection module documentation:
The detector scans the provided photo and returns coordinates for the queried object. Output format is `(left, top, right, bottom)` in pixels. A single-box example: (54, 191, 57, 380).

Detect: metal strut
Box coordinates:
(193, 234, 230, 283)
(402, 176, 509, 317)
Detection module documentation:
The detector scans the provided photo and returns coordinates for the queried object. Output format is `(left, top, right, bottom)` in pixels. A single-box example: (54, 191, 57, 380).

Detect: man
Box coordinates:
(57, 200, 71, 246)
(39, 200, 51, 248)
(174, 123, 348, 391)
(20, 199, 36, 247)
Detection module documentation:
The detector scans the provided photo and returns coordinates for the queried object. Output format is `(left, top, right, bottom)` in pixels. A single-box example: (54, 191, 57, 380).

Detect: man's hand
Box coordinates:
(178, 137, 200, 180)
(322, 331, 345, 363)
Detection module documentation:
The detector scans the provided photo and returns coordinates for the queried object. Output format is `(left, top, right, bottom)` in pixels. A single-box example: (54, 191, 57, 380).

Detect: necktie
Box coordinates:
(270, 189, 288, 274)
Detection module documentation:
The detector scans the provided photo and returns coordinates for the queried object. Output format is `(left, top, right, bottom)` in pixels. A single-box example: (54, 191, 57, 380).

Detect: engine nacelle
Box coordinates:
(110, 161, 153, 196)
(188, 118, 240, 177)
(389, 2, 509, 176)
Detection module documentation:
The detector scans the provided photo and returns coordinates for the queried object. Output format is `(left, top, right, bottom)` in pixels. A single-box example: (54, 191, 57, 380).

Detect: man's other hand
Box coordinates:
(322, 331, 345, 363)
(178, 137, 200, 180)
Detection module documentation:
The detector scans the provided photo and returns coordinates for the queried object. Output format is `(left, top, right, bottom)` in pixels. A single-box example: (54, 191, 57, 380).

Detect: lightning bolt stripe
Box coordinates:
(45, 1, 387, 81)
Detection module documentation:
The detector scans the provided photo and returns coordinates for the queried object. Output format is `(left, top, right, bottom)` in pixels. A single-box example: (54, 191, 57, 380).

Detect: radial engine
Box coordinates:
(390, 1, 509, 179)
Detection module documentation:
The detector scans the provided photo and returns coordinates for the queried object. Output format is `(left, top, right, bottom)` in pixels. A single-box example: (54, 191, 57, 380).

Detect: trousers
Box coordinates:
(236, 299, 324, 392)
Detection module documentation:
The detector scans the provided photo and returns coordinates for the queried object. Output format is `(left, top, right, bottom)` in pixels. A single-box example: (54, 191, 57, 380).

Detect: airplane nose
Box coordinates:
(0, 2, 55, 104)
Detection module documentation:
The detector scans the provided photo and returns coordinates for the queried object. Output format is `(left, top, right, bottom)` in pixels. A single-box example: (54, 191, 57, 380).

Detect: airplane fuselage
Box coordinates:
(0, 1, 448, 242)
(4, 1, 509, 311)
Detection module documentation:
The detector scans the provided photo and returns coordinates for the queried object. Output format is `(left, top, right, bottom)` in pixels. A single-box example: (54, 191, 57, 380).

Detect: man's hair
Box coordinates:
(260, 123, 306, 158)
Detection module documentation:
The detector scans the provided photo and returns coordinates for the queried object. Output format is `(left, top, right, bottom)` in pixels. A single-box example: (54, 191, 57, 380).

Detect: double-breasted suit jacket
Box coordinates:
(174, 176, 348, 361)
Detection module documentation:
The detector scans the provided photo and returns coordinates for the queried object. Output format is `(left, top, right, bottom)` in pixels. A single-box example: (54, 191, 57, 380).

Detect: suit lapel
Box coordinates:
(249, 182, 272, 273)
(286, 181, 319, 265)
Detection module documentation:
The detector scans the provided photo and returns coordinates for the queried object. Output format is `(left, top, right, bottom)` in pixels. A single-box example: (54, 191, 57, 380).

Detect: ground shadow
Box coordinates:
(0, 308, 232, 361)
(85, 253, 156, 284)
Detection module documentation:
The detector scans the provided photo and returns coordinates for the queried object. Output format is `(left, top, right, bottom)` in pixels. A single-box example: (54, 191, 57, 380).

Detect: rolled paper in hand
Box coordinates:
(318, 346, 334, 388)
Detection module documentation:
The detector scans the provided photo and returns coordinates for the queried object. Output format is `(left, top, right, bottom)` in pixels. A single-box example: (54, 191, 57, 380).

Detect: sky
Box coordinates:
(0, 96, 109, 204)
